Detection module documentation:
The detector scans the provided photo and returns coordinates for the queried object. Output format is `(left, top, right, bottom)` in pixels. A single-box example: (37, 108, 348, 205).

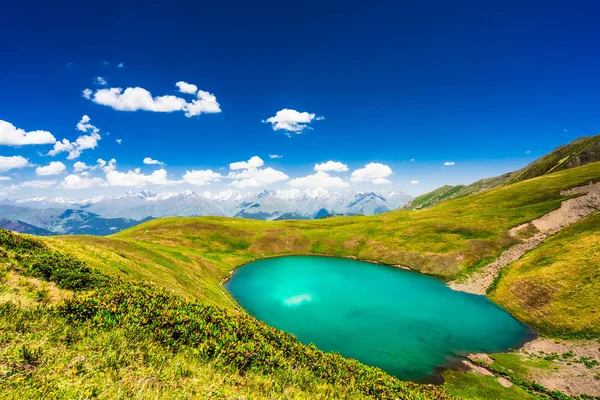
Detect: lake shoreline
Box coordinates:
(224, 255, 535, 384)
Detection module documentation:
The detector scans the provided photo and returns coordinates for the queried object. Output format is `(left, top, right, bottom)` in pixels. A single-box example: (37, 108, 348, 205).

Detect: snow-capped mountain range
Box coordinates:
(2, 189, 413, 222)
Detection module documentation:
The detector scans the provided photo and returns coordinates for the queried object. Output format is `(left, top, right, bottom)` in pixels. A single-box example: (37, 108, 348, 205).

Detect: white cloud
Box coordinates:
(372, 178, 391, 185)
(0, 156, 30, 172)
(230, 156, 264, 170)
(84, 82, 221, 117)
(116, 139, 122, 144)
(228, 156, 288, 188)
(36, 161, 66, 176)
(0, 176, 11, 181)
(411, 180, 419, 184)
(60, 174, 103, 189)
(176, 81, 198, 94)
(229, 167, 289, 188)
(143, 157, 165, 166)
(314, 161, 348, 172)
(263, 109, 323, 134)
(88, 87, 186, 113)
(184, 90, 221, 116)
(443, 161, 455, 166)
(117, 62, 125, 68)
(106, 168, 176, 187)
(97, 158, 117, 173)
(48, 116, 101, 159)
(95, 76, 108, 86)
(73, 161, 91, 173)
(76, 115, 99, 134)
(48, 139, 74, 157)
(0, 120, 56, 146)
(269, 154, 283, 159)
(182, 170, 222, 186)
(350, 163, 393, 185)
(288, 171, 349, 189)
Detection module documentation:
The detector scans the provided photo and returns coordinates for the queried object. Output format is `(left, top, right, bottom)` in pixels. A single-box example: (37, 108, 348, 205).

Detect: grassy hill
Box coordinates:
(405, 134, 600, 210)
(5, 156, 600, 399)
(0, 228, 449, 399)
(489, 210, 600, 337)
(48, 161, 600, 310)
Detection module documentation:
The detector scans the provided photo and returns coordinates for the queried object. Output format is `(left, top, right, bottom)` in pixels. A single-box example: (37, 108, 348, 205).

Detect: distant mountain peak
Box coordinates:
(1, 189, 413, 229)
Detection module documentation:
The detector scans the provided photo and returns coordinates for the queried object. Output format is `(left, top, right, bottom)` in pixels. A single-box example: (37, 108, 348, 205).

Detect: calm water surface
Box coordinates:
(225, 256, 535, 381)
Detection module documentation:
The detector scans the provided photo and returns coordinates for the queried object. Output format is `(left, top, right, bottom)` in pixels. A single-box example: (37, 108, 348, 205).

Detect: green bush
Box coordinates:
(59, 283, 450, 400)
(0, 228, 107, 290)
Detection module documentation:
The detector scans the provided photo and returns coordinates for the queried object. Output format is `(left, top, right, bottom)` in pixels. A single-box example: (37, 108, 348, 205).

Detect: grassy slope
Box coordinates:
(507, 134, 600, 184)
(49, 161, 600, 309)
(0, 274, 375, 399)
(489, 211, 600, 337)
(0, 229, 447, 400)
(406, 134, 600, 210)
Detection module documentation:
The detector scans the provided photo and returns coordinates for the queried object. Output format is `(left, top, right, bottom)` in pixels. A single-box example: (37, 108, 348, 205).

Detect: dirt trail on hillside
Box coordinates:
(449, 182, 600, 295)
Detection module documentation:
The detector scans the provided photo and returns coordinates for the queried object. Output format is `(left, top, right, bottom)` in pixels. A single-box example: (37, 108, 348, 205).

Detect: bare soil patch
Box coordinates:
(449, 182, 600, 294)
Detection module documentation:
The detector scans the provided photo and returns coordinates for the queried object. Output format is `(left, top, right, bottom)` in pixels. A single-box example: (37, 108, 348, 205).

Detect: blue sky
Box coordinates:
(1, 0, 599, 198)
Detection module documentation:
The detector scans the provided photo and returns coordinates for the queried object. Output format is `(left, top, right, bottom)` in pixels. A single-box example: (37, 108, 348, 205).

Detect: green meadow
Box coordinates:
(50, 161, 600, 336)
(3, 161, 600, 399)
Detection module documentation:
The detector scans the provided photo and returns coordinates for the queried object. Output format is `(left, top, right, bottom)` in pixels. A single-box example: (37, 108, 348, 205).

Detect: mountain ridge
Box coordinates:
(404, 134, 600, 210)
(0, 189, 412, 234)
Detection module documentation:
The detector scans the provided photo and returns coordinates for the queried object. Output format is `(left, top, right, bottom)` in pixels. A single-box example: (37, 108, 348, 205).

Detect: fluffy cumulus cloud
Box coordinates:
(268, 154, 283, 159)
(0, 156, 30, 172)
(350, 163, 393, 185)
(143, 157, 165, 166)
(263, 109, 323, 135)
(106, 168, 175, 187)
(182, 170, 222, 186)
(73, 161, 90, 173)
(83, 82, 221, 117)
(87, 87, 186, 112)
(228, 156, 288, 188)
(314, 161, 348, 172)
(443, 161, 455, 166)
(76, 115, 99, 134)
(0, 120, 56, 146)
(48, 116, 101, 159)
(184, 90, 221, 117)
(175, 81, 198, 94)
(230, 156, 264, 170)
(288, 171, 349, 189)
(0, 176, 11, 181)
(60, 174, 104, 189)
(36, 161, 66, 176)
(97, 158, 117, 173)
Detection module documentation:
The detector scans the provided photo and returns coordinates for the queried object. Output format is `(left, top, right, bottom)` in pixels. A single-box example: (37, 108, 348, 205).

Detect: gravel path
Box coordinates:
(449, 182, 600, 295)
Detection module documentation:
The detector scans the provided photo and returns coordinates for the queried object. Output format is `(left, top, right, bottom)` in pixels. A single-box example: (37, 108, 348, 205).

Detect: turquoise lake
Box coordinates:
(225, 256, 535, 381)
